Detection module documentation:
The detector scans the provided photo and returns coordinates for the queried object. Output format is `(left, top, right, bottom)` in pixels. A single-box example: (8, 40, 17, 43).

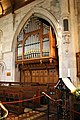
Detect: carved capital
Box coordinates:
(62, 32, 70, 44)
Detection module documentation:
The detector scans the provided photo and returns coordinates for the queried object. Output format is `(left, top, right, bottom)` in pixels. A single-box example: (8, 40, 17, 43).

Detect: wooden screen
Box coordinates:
(20, 68, 58, 84)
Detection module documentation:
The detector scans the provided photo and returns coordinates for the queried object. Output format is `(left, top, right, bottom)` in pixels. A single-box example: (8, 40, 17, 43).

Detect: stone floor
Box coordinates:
(6, 104, 58, 120)
(7, 112, 58, 120)
(38, 113, 57, 120)
(6, 110, 46, 120)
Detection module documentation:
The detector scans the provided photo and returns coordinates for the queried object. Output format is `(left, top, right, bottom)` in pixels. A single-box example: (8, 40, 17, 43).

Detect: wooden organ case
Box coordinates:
(15, 16, 59, 84)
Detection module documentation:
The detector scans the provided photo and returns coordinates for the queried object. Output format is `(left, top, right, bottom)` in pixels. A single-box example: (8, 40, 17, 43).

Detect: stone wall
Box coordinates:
(77, 0, 80, 49)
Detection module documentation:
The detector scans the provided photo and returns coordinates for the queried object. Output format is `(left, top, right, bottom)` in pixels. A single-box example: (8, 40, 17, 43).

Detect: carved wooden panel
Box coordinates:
(21, 65, 58, 84)
(49, 69, 54, 83)
(32, 70, 36, 82)
(53, 69, 58, 83)
(44, 70, 48, 83)
(24, 70, 31, 82)
(76, 52, 80, 77)
(36, 71, 39, 82)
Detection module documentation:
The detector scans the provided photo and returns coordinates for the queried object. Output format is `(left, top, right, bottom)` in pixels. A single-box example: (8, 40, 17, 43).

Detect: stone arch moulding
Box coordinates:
(0, 29, 3, 36)
(0, 61, 6, 72)
(12, 6, 59, 50)
(0, 29, 3, 41)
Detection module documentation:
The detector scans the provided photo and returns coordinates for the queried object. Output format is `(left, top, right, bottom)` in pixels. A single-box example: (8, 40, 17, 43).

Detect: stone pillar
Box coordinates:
(57, 22, 63, 78)
(69, 0, 79, 86)
(58, 0, 78, 86)
(58, 0, 70, 78)
(0, 30, 3, 60)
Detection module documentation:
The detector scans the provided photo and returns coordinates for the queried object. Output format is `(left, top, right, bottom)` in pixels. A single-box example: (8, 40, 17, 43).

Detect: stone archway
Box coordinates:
(12, 7, 59, 50)
(12, 6, 60, 82)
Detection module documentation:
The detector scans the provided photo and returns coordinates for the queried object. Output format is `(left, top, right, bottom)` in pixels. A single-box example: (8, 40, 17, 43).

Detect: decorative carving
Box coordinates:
(62, 32, 70, 54)
(50, 0, 60, 19)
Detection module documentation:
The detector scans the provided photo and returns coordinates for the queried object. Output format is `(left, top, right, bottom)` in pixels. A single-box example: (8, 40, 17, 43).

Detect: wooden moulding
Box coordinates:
(76, 52, 80, 77)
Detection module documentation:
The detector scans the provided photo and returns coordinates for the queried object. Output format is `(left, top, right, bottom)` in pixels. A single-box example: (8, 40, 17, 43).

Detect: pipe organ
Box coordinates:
(16, 16, 58, 83)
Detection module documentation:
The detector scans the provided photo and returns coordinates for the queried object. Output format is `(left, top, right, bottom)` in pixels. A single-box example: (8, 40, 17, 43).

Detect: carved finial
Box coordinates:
(40, 59, 42, 64)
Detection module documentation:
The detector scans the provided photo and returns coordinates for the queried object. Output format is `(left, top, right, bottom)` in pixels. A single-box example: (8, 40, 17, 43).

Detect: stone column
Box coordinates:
(59, 0, 79, 86)
(57, 22, 63, 78)
(69, 0, 79, 86)
(58, 0, 70, 78)
(0, 30, 3, 60)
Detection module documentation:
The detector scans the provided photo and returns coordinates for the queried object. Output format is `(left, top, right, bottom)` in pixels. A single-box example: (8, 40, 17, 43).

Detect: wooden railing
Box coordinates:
(0, 82, 40, 86)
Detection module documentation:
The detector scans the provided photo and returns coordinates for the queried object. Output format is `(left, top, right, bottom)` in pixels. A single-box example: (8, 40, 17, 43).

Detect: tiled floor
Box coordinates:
(6, 105, 58, 120)
(7, 111, 46, 120)
(38, 114, 57, 120)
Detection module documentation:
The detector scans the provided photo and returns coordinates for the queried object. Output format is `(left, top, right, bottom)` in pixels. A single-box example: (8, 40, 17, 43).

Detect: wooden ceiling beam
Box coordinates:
(0, 0, 36, 17)
(9, 0, 15, 14)
(0, 1, 4, 14)
(14, 0, 36, 10)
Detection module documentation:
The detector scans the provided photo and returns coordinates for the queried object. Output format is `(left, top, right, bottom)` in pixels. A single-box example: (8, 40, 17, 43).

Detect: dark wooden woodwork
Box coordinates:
(9, 0, 15, 14)
(0, 82, 58, 114)
(19, 62, 58, 84)
(0, 1, 4, 14)
(76, 52, 80, 77)
(24, 29, 40, 42)
(0, 0, 36, 17)
(14, 0, 36, 11)
(43, 33, 49, 38)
